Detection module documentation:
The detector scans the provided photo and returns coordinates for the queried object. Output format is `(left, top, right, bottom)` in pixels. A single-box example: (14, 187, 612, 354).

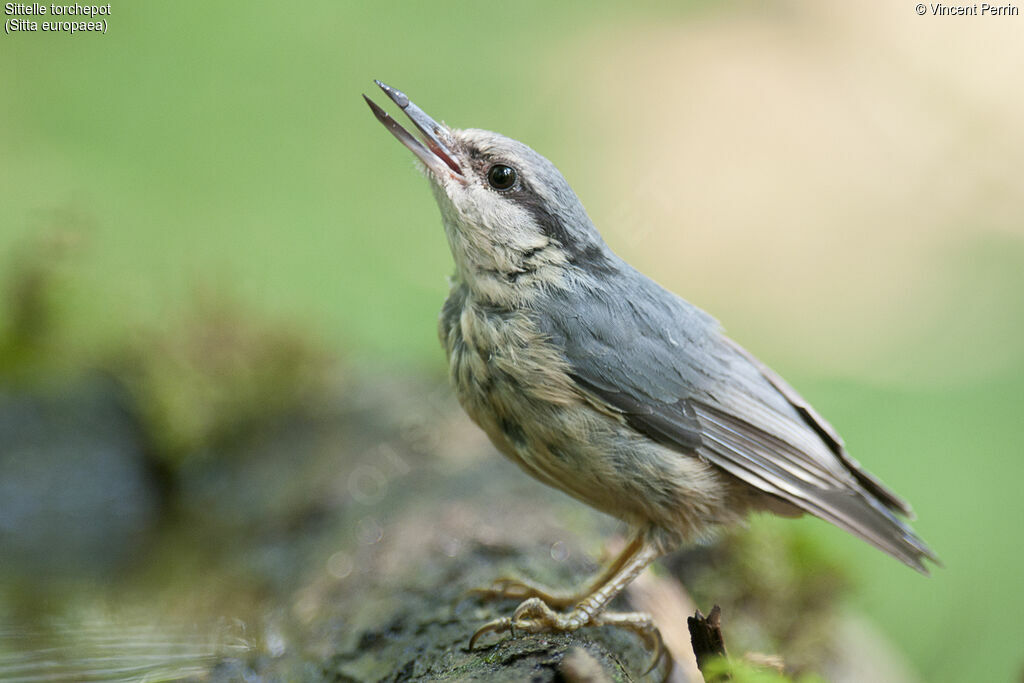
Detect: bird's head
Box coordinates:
(365, 81, 611, 304)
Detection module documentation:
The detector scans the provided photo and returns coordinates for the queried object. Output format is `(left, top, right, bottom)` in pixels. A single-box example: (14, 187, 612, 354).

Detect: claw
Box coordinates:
(642, 627, 667, 676)
(466, 577, 520, 600)
(635, 621, 666, 675)
(466, 537, 667, 675)
(468, 616, 512, 650)
(469, 598, 670, 679)
(590, 610, 671, 679)
(468, 576, 577, 608)
(514, 596, 590, 633)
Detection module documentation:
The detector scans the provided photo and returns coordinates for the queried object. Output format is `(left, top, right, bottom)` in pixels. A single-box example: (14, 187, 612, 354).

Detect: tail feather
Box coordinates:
(812, 488, 939, 574)
(693, 403, 939, 573)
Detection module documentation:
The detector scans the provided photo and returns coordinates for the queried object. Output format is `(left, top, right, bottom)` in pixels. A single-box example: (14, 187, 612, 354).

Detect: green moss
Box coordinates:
(0, 230, 338, 469)
(113, 296, 336, 467)
(702, 655, 826, 682)
(676, 519, 849, 677)
(0, 230, 83, 386)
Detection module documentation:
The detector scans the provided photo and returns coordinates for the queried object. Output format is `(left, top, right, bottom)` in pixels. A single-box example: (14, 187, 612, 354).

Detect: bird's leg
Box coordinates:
(470, 536, 668, 674)
(470, 535, 644, 608)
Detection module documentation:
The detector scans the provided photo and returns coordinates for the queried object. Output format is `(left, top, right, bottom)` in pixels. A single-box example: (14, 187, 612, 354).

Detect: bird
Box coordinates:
(363, 79, 938, 673)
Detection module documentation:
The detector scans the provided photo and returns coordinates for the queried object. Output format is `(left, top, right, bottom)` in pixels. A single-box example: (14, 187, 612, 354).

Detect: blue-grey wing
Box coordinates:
(537, 266, 937, 572)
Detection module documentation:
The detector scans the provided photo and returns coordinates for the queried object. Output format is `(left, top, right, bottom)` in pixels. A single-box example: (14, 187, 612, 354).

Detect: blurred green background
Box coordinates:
(2, 1, 1022, 681)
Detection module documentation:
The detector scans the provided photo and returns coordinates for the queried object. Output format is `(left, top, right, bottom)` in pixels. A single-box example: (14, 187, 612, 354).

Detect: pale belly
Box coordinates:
(439, 291, 741, 546)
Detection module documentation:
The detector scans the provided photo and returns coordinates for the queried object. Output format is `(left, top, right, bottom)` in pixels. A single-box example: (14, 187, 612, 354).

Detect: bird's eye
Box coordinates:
(487, 164, 517, 191)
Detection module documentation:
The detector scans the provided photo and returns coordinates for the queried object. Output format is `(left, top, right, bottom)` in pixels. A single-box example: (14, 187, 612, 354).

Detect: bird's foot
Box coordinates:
(468, 576, 578, 608)
(469, 597, 667, 676)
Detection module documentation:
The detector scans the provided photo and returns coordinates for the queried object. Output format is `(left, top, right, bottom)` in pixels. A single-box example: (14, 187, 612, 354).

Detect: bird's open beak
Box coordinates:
(364, 80, 464, 180)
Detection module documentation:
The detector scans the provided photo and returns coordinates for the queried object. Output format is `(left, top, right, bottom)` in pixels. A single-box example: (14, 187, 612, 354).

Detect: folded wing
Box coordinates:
(540, 268, 938, 573)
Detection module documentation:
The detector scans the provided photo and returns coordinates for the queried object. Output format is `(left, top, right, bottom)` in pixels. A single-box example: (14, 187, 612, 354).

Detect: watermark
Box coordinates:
(915, 2, 1020, 15)
(4, 3, 111, 35)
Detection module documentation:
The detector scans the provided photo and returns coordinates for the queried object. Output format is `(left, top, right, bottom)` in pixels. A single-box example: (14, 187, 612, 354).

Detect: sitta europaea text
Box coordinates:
(364, 80, 937, 672)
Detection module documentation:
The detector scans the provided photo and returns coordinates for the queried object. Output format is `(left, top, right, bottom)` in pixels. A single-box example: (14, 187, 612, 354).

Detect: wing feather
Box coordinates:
(537, 266, 937, 572)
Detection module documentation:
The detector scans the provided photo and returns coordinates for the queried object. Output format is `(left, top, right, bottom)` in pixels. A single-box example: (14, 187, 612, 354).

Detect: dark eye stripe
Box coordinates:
(511, 178, 575, 250)
(507, 177, 616, 272)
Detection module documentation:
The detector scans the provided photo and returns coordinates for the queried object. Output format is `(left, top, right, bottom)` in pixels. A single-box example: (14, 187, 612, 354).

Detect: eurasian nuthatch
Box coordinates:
(364, 80, 937, 673)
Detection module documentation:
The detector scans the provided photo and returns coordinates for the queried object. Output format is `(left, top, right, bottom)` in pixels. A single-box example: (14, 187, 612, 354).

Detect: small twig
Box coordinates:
(687, 605, 727, 679)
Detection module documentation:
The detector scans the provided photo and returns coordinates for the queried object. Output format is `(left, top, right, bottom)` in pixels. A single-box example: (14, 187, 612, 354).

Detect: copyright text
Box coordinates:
(915, 2, 1020, 14)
